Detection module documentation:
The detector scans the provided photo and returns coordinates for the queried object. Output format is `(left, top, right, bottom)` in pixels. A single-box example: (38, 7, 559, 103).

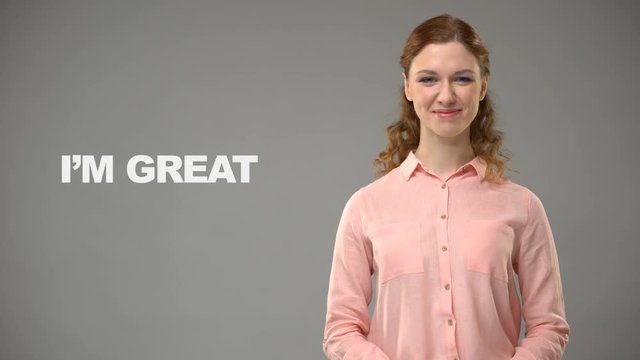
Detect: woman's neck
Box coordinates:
(413, 134, 476, 179)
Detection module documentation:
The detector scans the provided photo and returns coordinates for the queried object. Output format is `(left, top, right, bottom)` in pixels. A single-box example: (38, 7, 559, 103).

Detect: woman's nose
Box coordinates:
(437, 82, 456, 104)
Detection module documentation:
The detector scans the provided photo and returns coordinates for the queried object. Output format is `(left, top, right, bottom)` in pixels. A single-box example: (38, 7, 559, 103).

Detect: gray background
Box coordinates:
(1, 0, 638, 359)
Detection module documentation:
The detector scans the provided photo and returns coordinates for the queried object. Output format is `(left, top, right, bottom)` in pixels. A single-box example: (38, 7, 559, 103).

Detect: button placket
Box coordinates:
(435, 179, 457, 358)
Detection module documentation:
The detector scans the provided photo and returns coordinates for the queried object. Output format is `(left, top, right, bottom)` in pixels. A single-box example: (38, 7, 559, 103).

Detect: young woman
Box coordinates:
(322, 14, 570, 360)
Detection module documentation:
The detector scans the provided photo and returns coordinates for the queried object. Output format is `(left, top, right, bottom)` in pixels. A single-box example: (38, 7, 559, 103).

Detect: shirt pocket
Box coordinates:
(369, 221, 424, 284)
(465, 219, 515, 283)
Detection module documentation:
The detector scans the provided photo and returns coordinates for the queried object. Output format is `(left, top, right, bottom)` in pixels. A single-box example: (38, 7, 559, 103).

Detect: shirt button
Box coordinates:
(441, 183, 446, 189)
(448, 319, 454, 326)
(441, 245, 448, 252)
(440, 214, 447, 219)
(444, 283, 450, 290)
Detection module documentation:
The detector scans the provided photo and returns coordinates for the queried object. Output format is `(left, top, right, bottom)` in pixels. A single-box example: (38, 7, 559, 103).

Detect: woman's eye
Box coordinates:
(419, 77, 436, 84)
(455, 76, 473, 83)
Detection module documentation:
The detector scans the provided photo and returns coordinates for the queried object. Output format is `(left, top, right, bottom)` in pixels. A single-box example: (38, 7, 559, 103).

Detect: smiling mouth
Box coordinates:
(433, 109, 461, 117)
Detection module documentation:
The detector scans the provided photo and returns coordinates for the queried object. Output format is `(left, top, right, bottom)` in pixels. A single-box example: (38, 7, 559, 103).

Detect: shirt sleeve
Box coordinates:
(511, 190, 571, 360)
(323, 190, 391, 360)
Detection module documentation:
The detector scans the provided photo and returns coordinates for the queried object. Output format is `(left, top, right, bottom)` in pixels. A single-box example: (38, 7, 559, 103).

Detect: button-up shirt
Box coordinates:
(323, 150, 570, 360)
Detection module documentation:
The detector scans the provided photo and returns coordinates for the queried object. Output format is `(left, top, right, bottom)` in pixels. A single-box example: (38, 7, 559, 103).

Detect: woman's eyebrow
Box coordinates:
(415, 69, 475, 75)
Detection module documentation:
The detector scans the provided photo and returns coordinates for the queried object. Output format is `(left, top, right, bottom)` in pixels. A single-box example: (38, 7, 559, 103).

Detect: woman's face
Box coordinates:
(403, 41, 488, 143)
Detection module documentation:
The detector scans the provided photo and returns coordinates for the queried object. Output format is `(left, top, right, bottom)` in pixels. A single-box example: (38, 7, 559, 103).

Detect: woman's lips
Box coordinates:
(433, 109, 461, 118)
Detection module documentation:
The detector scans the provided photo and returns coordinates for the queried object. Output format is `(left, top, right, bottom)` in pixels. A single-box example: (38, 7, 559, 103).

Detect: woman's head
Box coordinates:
(374, 14, 509, 183)
(403, 41, 488, 145)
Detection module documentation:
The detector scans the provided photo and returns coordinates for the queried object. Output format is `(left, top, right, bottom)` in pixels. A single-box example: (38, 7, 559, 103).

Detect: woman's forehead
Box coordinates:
(410, 42, 480, 74)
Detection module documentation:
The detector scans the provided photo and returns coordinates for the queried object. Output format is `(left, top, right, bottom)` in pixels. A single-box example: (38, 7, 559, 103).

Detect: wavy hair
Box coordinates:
(373, 14, 510, 183)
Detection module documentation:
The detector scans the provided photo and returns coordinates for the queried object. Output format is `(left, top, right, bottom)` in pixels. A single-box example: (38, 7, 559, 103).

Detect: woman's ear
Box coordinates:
(480, 76, 489, 101)
(403, 72, 412, 102)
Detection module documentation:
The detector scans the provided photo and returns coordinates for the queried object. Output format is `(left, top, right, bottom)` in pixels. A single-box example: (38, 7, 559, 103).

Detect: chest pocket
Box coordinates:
(369, 221, 424, 284)
(465, 219, 515, 283)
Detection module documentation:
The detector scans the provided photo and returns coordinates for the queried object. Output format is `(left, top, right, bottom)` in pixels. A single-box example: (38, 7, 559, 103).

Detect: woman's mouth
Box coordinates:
(433, 109, 461, 118)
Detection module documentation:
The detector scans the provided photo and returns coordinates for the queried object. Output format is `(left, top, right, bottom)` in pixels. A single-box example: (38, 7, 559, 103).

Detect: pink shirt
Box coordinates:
(323, 150, 570, 360)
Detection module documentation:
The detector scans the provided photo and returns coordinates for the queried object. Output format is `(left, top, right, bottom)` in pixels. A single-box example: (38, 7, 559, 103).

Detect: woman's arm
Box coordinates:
(323, 190, 391, 360)
(511, 191, 571, 359)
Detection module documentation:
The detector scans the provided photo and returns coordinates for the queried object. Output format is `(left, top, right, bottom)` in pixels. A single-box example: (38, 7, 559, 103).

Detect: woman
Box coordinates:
(322, 14, 570, 360)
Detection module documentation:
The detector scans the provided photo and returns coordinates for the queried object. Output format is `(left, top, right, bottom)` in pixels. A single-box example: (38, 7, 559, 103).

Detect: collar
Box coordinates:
(400, 150, 487, 181)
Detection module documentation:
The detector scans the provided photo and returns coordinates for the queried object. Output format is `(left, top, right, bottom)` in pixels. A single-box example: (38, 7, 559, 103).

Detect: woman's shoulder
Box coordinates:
(492, 177, 546, 207)
(360, 166, 404, 193)
(339, 167, 402, 206)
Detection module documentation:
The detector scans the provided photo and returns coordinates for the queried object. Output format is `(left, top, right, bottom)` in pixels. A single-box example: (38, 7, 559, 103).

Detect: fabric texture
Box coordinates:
(323, 150, 570, 360)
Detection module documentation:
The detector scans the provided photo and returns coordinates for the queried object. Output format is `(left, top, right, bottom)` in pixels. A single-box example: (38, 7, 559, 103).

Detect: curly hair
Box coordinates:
(373, 14, 510, 183)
